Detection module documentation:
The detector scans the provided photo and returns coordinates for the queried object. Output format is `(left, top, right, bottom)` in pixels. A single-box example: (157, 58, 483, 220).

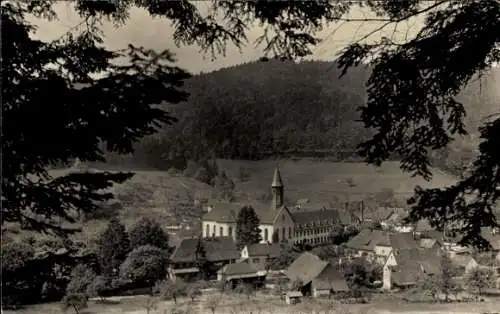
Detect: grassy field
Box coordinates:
(5, 292, 500, 314)
(3, 159, 457, 247)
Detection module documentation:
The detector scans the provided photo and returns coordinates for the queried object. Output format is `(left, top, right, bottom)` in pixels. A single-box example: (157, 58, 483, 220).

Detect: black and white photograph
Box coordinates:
(2, 1, 500, 313)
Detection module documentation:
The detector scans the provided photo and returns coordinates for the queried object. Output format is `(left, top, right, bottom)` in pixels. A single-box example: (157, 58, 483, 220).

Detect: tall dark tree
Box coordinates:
(129, 217, 170, 251)
(235, 206, 262, 249)
(3, 1, 499, 248)
(97, 217, 130, 277)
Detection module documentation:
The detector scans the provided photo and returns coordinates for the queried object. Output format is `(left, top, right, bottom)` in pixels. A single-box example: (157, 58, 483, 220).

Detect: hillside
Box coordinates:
(98, 60, 499, 175)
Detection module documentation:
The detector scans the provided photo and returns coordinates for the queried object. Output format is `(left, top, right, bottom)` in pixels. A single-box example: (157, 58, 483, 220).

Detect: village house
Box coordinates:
(345, 229, 442, 265)
(382, 248, 441, 290)
(217, 262, 267, 288)
(450, 254, 479, 276)
(240, 243, 281, 271)
(169, 236, 241, 281)
(285, 252, 349, 298)
(201, 167, 347, 245)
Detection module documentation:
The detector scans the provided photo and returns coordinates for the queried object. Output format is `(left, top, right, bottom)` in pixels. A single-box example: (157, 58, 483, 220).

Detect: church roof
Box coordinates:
(271, 167, 283, 187)
(202, 202, 286, 224)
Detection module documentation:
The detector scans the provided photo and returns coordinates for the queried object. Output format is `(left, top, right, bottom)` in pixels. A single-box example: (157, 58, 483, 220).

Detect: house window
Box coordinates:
(252, 258, 260, 263)
(282, 227, 286, 240)
(264, 229, 269, 242)
(282, 214, 285, 222)
(228, 227, 233, 237)
(205, 224, 210, 237)
(219, 226, 224, 236)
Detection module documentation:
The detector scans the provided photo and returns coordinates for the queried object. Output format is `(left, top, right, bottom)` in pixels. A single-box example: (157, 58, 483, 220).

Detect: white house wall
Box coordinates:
(202, 221, 236, 239)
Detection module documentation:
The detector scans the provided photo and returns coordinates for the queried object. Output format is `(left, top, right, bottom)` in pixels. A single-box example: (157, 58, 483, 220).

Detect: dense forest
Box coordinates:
(102, 60, 498, 176)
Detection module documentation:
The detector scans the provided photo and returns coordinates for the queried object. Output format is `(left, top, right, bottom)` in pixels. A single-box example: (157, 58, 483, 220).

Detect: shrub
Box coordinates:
(66, 264, 97, 295)
(119, 245, 168, 287)
(60, 293, 88, 314)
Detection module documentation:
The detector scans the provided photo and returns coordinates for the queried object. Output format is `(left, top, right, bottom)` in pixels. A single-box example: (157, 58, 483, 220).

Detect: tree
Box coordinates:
(60, 293, 88, 314)
(344, 259, 369, 296)
(5, 1, 500, 247)
(2, 2, 190, 236)
(234, 282, 254, 299)
(187, 283, 202, 302)
(268, 244, 300, 270)
(436, 254, 458, 301)
(153, 279, 187, 304)
(97, 217, 130, 277)
(205, 296, 220, 314)
(465, 267, 496, 296)
(86, 275, 111, 303)
(119, 245, 168, 287)
(129, 217, 170, 251)
(66, 264, 97, 295)
(235, 206, 262, 249)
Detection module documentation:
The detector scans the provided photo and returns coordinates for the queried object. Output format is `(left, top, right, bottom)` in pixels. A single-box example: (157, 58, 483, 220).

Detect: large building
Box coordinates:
(201, 167, 348, 245)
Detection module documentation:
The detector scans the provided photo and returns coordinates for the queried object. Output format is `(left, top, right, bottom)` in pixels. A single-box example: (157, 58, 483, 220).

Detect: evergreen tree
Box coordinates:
(236, 206, 262, 249)
(97, 217, 130, 277)
(129, 217, 170, 251)
(194, 238, 211, 280)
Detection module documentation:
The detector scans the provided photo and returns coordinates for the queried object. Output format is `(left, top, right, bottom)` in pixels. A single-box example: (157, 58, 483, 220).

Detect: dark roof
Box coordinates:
(170, 236, 240, 263)
(313, 264, 349, 292)
(272, 167, 283, 187)
(391, 248, 441, 286)
(219, 261, 259, 276)
(389, 233, 420, 250)
(246, 243, 281, 258)
(286, 252, 328, 285)
(202, 202, 284, 224)
(345, 229, 391, 251)
(291, 209, 345, 225)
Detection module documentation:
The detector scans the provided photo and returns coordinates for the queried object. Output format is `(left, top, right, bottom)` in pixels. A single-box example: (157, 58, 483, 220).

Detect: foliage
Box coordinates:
(235, 206, 262, 249)
(465, 267, 496, 296)
(268, 244, 301, 270)
(153, 279, 187, 304)
(60, 293, 88, 314)
(233, 282, 254, 299)
(86, 275, 111, 301)
(344, 259, 370, 294)
(2, 1, 190, 236)
(119, 245, 168, 287)
(129, 217, 170, 251)
(142, 296, 159, 314)
(65, 264, 96, 295)
(213, 170, 236, 201)
(4, 0, 499, 249)
(187, 282, 203, 302)
(1, 241, 35, 272)
(97, 217, 130, 277)
(437, 254, 459, 301)
(193, 166, 211, 185)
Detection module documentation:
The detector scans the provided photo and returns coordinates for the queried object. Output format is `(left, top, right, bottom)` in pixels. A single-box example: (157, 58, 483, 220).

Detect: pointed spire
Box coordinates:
(271, 166, 283, 187)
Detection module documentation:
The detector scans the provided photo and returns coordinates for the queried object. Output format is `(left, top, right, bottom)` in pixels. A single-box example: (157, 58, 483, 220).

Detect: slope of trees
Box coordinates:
(109, 60, 498, 179)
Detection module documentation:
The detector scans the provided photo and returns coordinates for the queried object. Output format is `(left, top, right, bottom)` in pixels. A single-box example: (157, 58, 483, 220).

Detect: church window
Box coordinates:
(264, 229, 269, 242)
(219, 226, 224, 236)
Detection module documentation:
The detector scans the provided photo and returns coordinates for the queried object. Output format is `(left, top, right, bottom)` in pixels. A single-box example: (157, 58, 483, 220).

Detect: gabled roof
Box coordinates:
(246, 243, 281, 258)
(345, 229, 391, 251)
(313, 264, 349, 292)
(291, 209, 344, 225)
(389, 232, 420, 250)
(391, 248, 441, 286)
(218, 261, 259, 276)
(286, 252, 328, 285)
(202, 202, 284, 224)
(170, 236, 240, 263)
(450, 254, 477, 268)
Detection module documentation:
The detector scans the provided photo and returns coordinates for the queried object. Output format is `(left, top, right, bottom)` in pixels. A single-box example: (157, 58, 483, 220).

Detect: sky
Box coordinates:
(31, 2, 425, 74)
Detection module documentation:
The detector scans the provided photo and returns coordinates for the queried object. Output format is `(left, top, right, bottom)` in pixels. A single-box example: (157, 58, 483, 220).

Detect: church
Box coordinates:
(201, 167, 348, 245)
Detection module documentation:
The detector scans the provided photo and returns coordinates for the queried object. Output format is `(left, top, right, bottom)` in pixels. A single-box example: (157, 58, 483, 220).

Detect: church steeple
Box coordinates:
(271, 166, 284, 209)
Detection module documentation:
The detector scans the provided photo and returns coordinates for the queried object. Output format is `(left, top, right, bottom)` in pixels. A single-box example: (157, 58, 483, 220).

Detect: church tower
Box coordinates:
(271, 166, 284, 209)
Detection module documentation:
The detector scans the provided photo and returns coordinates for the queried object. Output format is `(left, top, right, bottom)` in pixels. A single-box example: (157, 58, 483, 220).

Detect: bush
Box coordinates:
(193, 166, 211, 184)
(86, 276, 112, 301)
(60, 293, 88, 314)
(153, 279, 187, 304)
(66, 264, 97, 295)
(183, 160, 201, 177)
(119, 245, 168, 287)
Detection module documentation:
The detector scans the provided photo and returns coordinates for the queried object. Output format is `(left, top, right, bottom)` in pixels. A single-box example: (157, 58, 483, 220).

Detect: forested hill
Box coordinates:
(106, 60, 499, 174)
